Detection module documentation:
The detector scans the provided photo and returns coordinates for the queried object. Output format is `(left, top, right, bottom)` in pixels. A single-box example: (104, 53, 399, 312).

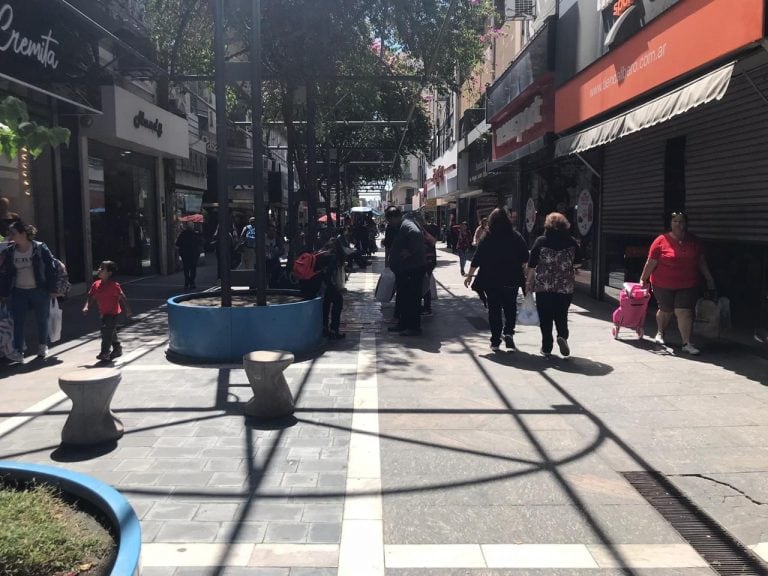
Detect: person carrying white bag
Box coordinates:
(0, 222, 60, 364)
(525, 212, 581, 358)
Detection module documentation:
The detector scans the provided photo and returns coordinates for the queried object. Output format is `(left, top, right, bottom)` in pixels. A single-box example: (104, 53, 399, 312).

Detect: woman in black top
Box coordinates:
(464, 208, 529, 352)
(525, 212, 581, 358)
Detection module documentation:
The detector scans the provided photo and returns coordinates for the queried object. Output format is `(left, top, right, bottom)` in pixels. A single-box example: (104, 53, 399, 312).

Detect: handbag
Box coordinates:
(0, 304, 13, 357)
(48, 299, 63, 343)
(374, 268, 396, 303)
(517, 293, 539, 326)
(693, 297, 720, 338)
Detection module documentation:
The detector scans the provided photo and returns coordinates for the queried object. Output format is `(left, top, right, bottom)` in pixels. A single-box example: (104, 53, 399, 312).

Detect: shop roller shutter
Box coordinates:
(602, 128, 668, 236)
(685, 71, 768, 243)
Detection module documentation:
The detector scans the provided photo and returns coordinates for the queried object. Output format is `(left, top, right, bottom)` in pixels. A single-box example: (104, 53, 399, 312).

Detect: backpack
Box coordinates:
(52, 257, 71, 298)
(292, 252, 318, 280)
(244, 225, 257, 249)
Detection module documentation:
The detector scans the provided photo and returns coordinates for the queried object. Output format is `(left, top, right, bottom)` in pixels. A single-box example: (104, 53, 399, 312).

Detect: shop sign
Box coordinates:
(556, 0, 680, 88)
(576, 189, 594, 235)
(555, 0, 765, 132)
(0, 0, 102, 111)
(0, 4, 59, 69)
(86, 85, 189, 159)
(525, 197, 536, 233)
(491, 81, 554, 162)
(133, 110, 163, 138)
(425, 198, 437, 209)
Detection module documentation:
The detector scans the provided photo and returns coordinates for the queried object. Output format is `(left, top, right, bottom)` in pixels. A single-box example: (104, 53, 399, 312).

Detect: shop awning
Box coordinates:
(554, 62, 735, 158)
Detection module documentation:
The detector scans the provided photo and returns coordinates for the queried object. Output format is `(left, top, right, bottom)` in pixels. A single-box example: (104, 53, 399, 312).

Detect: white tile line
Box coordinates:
(751, 543, 768, 563)
(338, 271, 385, 576)
(139, 542, 711, 569)
(0, 391, 68, 440)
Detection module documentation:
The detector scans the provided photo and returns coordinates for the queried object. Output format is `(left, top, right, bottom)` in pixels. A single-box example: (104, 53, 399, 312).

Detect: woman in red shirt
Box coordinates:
(639, 212, 715, 355)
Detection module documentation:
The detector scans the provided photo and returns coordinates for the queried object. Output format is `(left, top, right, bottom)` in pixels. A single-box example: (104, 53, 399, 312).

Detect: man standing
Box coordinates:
(175, 222, 203, 289)
(240, 217, 257, 269)
(386, 207, 426, 336)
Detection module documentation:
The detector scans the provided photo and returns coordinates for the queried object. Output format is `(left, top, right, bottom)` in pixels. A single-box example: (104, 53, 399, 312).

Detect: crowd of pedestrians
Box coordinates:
(377, 204, 715, 358)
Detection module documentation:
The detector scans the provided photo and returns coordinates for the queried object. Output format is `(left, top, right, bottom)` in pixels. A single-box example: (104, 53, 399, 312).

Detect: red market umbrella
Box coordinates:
(179, 214, 204, 223)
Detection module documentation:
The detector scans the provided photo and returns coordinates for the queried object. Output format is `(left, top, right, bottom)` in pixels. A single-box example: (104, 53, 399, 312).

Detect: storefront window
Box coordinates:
(88, 142, 158, 276)
(522, 158, 599, 291)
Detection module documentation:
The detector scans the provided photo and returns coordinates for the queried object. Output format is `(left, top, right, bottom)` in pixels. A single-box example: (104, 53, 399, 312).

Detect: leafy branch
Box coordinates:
(0, 97, 70, 160)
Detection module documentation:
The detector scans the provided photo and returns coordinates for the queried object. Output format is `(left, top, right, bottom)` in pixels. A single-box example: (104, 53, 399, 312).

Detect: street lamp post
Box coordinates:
(251, 0, 267, 306)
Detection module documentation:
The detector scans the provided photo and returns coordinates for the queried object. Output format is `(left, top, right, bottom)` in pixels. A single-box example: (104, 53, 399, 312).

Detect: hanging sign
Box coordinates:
(576, 189, 594, 235)
(525, 197, 536, 233)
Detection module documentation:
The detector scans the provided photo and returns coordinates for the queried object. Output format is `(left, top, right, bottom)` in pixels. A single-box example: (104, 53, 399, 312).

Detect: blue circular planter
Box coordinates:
(0, 461, 141, 576)
(167, 289, 323, 362)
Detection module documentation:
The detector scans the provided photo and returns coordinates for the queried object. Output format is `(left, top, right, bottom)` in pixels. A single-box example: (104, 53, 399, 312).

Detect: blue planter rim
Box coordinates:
(168, 288, 306, 306)
(0, 461, 141, 576)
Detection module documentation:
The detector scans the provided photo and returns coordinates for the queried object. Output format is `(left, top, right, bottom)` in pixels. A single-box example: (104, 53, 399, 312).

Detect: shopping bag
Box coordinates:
(516, 293, 539, 326)
(693, 297, 720, 338)
(375, 268, 396, 303)
(48, 299, 63, 343)
(0, 304, 13, 357)
(421, 273, 438, 299)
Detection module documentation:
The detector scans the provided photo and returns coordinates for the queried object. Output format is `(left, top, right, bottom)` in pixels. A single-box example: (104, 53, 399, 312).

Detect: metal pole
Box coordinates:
(214, 0, 231, 307)
(306, 80, 318, 250)
(251, 0, 267, 305)
(287, 113, 297, 264)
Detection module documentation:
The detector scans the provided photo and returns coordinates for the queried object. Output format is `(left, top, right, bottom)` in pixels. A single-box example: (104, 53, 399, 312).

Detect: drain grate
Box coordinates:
(623, 471, 767, 576)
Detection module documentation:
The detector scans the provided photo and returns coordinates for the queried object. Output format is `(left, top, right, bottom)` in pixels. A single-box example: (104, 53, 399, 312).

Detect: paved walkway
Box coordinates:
(1, 246, 768, 575)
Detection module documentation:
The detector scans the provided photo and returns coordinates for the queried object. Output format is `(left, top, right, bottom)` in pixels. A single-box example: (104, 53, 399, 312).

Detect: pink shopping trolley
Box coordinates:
(611, 282, 651, 339)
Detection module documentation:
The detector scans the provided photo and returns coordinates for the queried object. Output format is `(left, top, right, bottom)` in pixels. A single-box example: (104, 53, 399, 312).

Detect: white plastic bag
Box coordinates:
(517, 293, 539, 326)
(693, 297, 720, 338)
(421, 273, 438, 300)
(375, 268, 397, 303)
(48, 299, 62, 343)
(0, 304, 13, 357)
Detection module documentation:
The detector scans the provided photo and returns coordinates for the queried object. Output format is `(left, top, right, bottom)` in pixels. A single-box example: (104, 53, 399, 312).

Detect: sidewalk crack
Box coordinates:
(670, 473, 768, 506)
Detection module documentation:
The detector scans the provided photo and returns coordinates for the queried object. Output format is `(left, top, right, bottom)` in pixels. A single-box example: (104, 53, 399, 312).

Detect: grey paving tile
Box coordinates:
(317, 473, 347, 488)
(155, 520, 220, 542)
(301, 504, 344, 523)
(204, 458, 244, 472)
(282, 472, 319, 488)
(263, 521, 310, 543)
(241, 502, 304, 522)
(215, 521, 267, 543)
(290, 569, 336, 576)
(146, 501, 199, 521)
(194, 503, 241, 521)
(307, 522, 342, 543)
(159, 472, 214, 486)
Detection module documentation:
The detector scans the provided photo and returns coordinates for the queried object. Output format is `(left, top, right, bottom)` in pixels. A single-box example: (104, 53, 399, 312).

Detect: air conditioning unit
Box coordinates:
(505, 0, 536, 20)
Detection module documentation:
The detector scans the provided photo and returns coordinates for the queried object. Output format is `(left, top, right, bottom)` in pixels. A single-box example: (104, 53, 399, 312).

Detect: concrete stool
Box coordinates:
(59, 368, 124, 445)
(243, 351, 295, 418)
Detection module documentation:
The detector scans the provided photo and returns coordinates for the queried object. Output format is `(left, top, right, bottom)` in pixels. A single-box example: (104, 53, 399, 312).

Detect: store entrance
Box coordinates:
(88, 143, 158, 276)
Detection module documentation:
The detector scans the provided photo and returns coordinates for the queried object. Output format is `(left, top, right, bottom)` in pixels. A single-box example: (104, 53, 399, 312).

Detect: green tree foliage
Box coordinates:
(145, 0, 213, 76)
(0, 97, 70, 161)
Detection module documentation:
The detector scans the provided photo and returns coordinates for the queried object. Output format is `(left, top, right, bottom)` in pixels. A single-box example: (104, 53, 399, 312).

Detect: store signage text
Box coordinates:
(598, 0, 635, 17)
(496, 96, 543, 146)
(133, 110, 164, 138)
(0, 3, 59, 70)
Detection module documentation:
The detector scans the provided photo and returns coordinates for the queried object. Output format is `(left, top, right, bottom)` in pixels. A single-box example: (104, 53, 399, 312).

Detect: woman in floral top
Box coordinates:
(525, 212, 581, 358)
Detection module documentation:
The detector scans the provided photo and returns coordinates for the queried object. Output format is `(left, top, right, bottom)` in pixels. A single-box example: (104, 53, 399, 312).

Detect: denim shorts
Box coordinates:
(652, 286, 698, 312)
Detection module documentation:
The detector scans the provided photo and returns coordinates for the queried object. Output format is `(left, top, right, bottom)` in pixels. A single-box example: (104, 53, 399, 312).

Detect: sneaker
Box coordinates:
(109, 347, 123, 360)
(37, 345, 48, 359)
(557, 337, 570, 357)
(503, 335, 516, 351)
(96, 352, 111, 362)
(681, 343, 700, 355)
(490, 344, 501, 352)
(6, 350, 23, 364)
(540, 348, 552, 358)
(654, 333, 666, 346)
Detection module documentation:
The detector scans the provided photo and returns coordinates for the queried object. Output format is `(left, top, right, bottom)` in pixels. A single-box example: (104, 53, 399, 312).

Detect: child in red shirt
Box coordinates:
(83, 261, 132, 361)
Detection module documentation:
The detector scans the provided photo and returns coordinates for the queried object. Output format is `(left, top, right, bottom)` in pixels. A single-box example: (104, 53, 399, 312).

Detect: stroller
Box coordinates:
(612, 282, 651, 339)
